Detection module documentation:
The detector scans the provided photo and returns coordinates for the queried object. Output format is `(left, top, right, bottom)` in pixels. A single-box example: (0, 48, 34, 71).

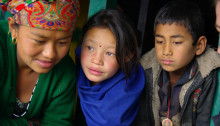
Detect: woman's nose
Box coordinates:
(42, 43, 56, 60)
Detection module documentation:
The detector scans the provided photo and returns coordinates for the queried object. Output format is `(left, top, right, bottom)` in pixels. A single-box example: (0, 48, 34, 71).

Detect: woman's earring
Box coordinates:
(12, 37, 17, 44)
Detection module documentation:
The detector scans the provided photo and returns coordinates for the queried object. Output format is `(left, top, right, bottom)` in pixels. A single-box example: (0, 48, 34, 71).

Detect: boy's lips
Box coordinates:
(161, 59, 173, 65)
(88, 67, 103, 76)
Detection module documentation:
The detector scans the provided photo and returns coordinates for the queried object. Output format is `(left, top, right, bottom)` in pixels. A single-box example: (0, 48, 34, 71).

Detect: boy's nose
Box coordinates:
(163, 43, 173, 56)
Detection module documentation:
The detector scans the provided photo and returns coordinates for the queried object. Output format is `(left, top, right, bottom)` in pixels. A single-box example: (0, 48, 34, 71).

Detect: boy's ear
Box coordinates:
(8, 17, 17, 38)
(195, 36, 207, 56)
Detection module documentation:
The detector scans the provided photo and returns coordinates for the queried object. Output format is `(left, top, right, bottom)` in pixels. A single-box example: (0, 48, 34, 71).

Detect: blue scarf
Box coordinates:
(76, 47, 145, 126)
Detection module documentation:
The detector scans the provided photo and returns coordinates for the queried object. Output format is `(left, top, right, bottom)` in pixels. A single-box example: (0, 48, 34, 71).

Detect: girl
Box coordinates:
(0, 0, 79, 125)
(76, 9, 145, 126)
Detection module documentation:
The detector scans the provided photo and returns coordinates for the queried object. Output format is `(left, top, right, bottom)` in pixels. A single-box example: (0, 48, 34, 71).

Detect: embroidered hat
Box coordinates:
(0, 0, 80, 31)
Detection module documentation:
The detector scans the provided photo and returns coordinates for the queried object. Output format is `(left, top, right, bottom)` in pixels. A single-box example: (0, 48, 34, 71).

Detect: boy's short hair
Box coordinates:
(154, 1, 204, 45)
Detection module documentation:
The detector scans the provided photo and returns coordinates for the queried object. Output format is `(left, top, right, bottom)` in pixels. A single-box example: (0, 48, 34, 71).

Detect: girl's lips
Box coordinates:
(36, 60, 54, 68)
(88, 67, 103, 76)
(161, 59, 173, 65)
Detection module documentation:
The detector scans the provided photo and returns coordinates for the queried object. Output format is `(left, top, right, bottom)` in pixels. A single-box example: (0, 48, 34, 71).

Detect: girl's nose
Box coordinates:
(91, 52, 104, 65)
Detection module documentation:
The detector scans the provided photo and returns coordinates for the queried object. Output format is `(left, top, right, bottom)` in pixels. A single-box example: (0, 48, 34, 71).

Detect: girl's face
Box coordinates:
(15, 25, 73, 73)
(81, 27, 119, 85)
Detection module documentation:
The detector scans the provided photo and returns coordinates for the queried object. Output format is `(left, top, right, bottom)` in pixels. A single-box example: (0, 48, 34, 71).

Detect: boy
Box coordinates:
(134, 1, 220, 126)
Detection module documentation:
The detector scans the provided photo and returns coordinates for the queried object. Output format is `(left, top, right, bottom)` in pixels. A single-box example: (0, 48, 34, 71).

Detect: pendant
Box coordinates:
(162, 118, 173, 126)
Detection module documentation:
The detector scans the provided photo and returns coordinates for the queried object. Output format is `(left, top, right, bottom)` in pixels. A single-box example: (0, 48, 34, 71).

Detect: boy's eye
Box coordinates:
(106, 52, 114, 56)
(173, 41, 182, 45)
(155, 41, 163, 44)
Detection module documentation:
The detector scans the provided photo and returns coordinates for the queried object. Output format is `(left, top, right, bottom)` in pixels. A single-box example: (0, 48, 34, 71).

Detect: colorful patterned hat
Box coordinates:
(0, 0, 80, 31)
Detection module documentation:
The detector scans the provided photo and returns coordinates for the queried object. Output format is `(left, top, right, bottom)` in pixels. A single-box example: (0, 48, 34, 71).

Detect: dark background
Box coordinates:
(117, 0, 218, 55)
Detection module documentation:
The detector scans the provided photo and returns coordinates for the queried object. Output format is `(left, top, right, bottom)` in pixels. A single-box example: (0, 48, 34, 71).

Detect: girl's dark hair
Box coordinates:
(154, 0, 204, 45)
(81, 9, 139, 79)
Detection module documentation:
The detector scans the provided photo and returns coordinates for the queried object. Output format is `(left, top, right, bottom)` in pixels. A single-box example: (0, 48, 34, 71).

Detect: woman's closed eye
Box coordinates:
(34, 39, 45, 43)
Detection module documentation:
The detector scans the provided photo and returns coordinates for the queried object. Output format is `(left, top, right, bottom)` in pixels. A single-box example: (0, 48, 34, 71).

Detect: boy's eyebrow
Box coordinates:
(155, 34, 184, 38)
(155, 34, 163, 38)
(170, 35, 184, 38)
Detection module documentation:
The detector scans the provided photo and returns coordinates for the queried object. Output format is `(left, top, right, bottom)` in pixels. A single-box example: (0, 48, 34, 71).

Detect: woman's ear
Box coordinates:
(195, 36, 207, 56)
(8, 17, 17, 38)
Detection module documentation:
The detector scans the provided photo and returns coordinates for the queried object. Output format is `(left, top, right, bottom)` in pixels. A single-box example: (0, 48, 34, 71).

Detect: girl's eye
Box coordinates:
(106, 52, 114, 56)
(58, 41, 68, 45)
(88, 46, 94, 51)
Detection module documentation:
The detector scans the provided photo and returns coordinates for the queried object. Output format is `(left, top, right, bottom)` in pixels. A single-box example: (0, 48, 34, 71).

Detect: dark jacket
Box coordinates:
(134, 47, 220, 126)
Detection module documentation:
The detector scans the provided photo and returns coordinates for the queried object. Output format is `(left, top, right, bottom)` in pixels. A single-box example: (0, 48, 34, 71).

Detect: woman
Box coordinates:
(0, 0, 79, 125)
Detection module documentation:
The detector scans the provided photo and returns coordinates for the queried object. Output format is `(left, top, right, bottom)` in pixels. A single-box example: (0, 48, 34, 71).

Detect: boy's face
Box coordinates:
(155, 23, 197, 74)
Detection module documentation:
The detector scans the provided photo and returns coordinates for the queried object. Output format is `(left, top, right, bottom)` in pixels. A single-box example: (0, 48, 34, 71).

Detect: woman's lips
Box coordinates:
(36, 60, 54, 68)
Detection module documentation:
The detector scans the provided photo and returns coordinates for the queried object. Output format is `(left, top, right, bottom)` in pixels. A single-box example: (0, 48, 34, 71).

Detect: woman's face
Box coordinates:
(13, 25, 73, 73)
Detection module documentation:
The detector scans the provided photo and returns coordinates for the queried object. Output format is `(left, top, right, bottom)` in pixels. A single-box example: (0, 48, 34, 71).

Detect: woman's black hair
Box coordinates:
(81, 9, 139, 79)
(154, 0, 204, 45)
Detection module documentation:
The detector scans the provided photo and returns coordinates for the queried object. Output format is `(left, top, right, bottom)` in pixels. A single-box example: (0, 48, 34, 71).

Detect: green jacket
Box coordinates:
(0, 20, 76, 126)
